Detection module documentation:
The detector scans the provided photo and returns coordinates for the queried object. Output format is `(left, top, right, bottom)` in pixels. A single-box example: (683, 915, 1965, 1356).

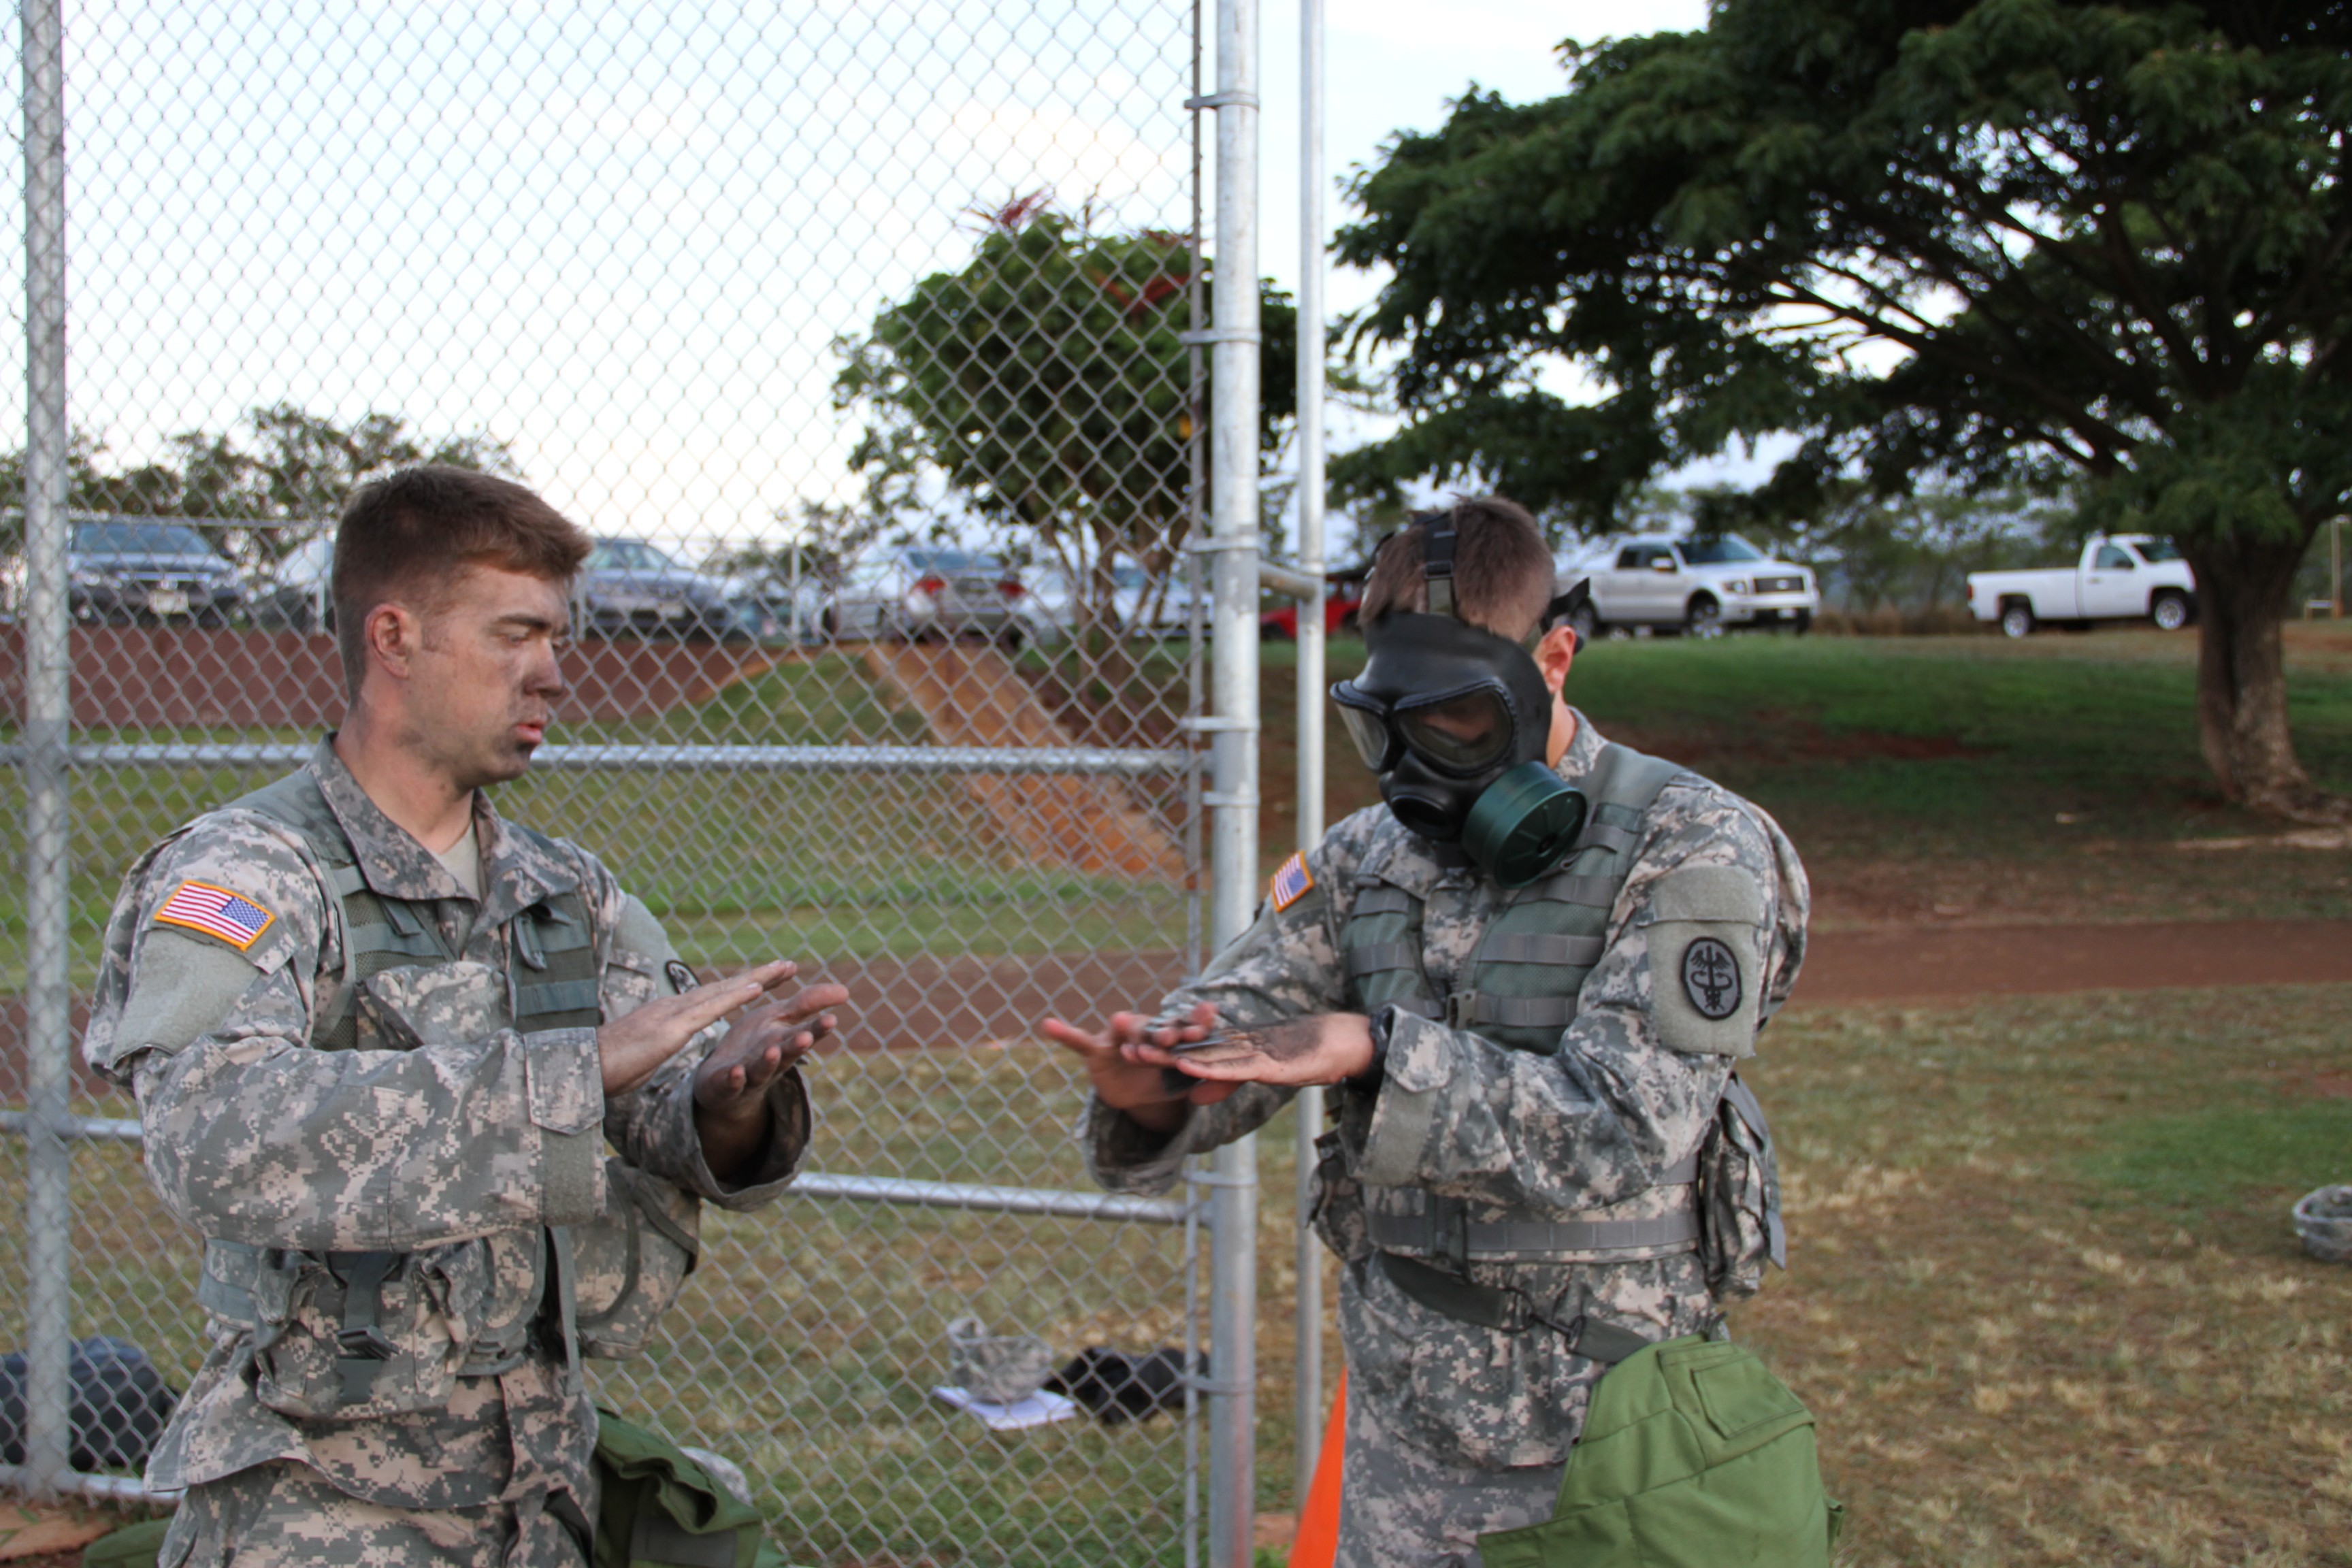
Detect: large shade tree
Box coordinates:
(836, 195, 1295, 636)
(1336, 0, 2352, 821)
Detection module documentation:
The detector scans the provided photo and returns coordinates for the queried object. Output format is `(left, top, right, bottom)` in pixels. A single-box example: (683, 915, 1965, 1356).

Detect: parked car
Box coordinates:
(60, 517, 246, 627)
(1258, 572, 1365, 640)
(578, 537, 730, 640)
(1967, 535, 2196, 637)
(717, 569, 827, 643)
(1564, 533, 1818, 637)
(822, 544, 1029, 642)
(252, 534, 333, 631)
(1022, 560, 1204, 642)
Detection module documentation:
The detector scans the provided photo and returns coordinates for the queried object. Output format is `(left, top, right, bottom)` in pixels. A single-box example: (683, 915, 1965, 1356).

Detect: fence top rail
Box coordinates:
(0, 741, 1190, 777)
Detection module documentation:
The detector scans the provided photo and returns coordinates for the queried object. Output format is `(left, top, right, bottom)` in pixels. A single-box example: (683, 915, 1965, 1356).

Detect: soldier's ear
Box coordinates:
(363, 601, 423, 682)
(1534, 623, 1577, 700)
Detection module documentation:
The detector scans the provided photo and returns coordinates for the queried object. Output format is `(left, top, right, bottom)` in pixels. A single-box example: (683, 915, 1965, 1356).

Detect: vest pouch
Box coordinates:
(1477, 1337, 1841, 1568)
(238, 1233, 541, 1420)
(576, 1162, 702, 1361)
(1307, 1128, 1371, 1264)
(1697, 1077, 1784, 1302)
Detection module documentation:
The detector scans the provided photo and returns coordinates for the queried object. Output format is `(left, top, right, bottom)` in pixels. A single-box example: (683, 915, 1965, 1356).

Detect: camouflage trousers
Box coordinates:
(1329, 1249, 1712, 1568)
(1333, 1375, 1564, 1568)
(161, 1461, 591, 1568)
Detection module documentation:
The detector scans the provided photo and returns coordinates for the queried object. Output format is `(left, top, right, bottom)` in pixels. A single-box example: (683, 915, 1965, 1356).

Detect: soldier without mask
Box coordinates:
(83, 467, 846, 1567)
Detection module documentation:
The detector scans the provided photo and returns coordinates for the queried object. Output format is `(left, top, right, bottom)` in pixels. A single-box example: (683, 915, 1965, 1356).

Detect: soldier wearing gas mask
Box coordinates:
(1044, 497, 1808, 1567)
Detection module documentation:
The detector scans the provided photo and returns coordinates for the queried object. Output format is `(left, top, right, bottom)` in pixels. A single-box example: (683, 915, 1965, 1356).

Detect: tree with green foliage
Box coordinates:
(1336, 0, 2352, 820)
(1, 403, 517, 570)
(834, 194, 1295, 636)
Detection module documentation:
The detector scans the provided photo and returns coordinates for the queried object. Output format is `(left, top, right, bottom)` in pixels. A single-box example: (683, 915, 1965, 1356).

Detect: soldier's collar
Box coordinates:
(1554, 708, 1609, 785)
(307, 736, 579, 917)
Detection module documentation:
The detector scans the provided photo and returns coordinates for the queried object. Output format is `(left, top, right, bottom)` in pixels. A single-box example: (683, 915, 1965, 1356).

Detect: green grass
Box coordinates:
(1261, 626, 2352, 924)
(2081, 1103, 2352, 1209)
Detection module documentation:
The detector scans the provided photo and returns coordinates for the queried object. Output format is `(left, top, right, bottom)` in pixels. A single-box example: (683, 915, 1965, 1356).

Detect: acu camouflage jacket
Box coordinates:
(1083, 712, 1808, 1469)
(82, 738, 812, 1512)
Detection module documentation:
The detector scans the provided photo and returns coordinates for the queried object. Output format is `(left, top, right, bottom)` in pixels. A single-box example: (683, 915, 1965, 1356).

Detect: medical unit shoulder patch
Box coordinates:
(1269, 851, 1314, 913)
(154, 881, 277, 951)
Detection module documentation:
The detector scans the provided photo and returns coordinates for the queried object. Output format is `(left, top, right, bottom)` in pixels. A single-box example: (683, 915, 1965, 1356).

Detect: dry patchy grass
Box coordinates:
(1731, 986, 2352, 1567)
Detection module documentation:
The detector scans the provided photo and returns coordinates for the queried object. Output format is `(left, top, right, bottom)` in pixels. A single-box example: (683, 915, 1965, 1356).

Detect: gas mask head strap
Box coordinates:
(1541, 578, 1591, 650)
(1418, 509, 1458, 618)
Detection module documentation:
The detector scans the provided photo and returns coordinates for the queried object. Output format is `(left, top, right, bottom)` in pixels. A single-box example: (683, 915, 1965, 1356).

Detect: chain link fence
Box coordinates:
(0, 3, 1245, 1563)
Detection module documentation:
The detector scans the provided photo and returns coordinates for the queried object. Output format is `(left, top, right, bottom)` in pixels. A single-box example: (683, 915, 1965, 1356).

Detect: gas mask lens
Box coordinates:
(1398, 689, 1513, 770)
(1332, 683, 1518, 775)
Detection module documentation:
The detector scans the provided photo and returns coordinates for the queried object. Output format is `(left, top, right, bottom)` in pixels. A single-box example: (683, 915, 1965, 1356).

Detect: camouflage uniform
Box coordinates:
(83, 740, 813, 1568)
(1084, 712, 1806, 1568)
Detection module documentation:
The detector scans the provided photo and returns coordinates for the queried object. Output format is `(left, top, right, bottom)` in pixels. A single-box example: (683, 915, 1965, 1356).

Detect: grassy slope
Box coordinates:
(1261, 623, 2352, 926)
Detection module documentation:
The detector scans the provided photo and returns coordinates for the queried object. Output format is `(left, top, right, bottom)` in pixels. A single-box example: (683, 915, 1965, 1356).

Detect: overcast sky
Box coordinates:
(46, 1, 1733, 555)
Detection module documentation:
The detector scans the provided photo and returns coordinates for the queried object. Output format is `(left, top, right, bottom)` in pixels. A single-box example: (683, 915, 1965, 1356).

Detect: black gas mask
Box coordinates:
(1330, 515, 1590, 887)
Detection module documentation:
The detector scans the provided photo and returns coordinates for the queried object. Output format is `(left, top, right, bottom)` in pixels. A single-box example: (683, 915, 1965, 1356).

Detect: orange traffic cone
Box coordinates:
(1287, 1371, 1348, 1568)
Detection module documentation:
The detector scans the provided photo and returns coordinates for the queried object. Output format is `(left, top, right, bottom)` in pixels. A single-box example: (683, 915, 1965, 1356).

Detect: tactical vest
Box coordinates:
(1334, 742, 1780, 1300)
(193, 768, 682, 1418)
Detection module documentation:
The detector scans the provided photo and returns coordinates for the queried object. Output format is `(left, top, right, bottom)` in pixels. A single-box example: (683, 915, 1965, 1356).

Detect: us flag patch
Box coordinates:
(154, 881, 276, 951)
(1269, 851, 1314, 913)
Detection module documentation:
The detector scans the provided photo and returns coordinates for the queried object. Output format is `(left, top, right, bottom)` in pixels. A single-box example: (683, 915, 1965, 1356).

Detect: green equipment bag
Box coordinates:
(1477, 1337, 1845, 1568)
(79, 1517, 169, 1568)
(74, 1416, 787, 1568)
(593, 1407, 789, 1568)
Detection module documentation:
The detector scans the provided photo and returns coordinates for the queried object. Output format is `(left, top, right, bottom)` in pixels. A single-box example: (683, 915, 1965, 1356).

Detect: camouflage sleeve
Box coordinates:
(1354, 781, 1806, 1209)
(596, 883, 812, 1209)
(90, 813, 607, 1252)
(1082, 823, 1363, 1196)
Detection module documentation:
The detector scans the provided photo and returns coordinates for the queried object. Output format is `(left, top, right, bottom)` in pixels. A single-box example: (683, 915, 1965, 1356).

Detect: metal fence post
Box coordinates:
(1290, 0, 1328, 1508)
(1205, 0, 1261, 1557)
(18, 0, 72, 1501)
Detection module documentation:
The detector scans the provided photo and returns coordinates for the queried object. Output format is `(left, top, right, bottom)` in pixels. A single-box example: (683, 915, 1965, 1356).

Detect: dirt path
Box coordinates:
(1788, 918, 2352, 1006)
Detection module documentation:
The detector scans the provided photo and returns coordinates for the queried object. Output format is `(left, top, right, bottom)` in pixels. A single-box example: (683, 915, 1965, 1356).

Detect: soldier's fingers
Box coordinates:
(1189, 1080, 1241, 1105)
(671, 977, 771, 1034)
(1039, 1016, 1114, 1055)
(731, 959, 798, 992)
(779, 982, 851, 1022)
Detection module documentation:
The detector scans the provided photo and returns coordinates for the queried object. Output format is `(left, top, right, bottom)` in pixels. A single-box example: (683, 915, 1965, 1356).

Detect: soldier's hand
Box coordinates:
(1041, 1002, 1231, 1132)
(1129, 1012, 1375, 1089)
(693, 980, 849, 1117)
(599, 959, 797, 1098)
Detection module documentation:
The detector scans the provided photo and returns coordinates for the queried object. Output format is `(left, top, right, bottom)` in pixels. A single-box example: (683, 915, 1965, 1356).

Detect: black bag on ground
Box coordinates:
(0, 1335, 178, 1471)
(1043, 1348, 1198, 1424)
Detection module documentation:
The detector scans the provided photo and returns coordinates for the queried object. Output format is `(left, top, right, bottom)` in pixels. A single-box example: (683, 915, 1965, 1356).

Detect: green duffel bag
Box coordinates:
(80, 1516, 169, 1568)
(1477, 1337, 1845, 1568)
(593, 1407, 789, 1568)
(78, 1411, 787, 1568)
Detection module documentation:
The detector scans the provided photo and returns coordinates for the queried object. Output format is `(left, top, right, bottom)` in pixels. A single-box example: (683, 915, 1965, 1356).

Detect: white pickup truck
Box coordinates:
(1966, 535, 2197, 638)
(1561, 532, 1820, 638)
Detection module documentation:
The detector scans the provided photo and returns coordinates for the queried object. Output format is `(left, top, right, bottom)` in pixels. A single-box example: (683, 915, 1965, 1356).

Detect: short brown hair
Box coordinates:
(1358, 496, 1556, 641)
(332, 466, 591, 691)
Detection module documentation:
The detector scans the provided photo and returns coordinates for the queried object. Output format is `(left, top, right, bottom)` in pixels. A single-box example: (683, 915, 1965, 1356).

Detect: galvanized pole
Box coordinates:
(1205, 0, 1260, 1558)
(1290, 0, 1328, 1509)
(18, 0, 72, 1501)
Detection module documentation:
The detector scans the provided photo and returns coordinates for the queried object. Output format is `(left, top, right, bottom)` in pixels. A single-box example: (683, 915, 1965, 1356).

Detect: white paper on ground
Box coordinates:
(930, 1385, 1079, 1431)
